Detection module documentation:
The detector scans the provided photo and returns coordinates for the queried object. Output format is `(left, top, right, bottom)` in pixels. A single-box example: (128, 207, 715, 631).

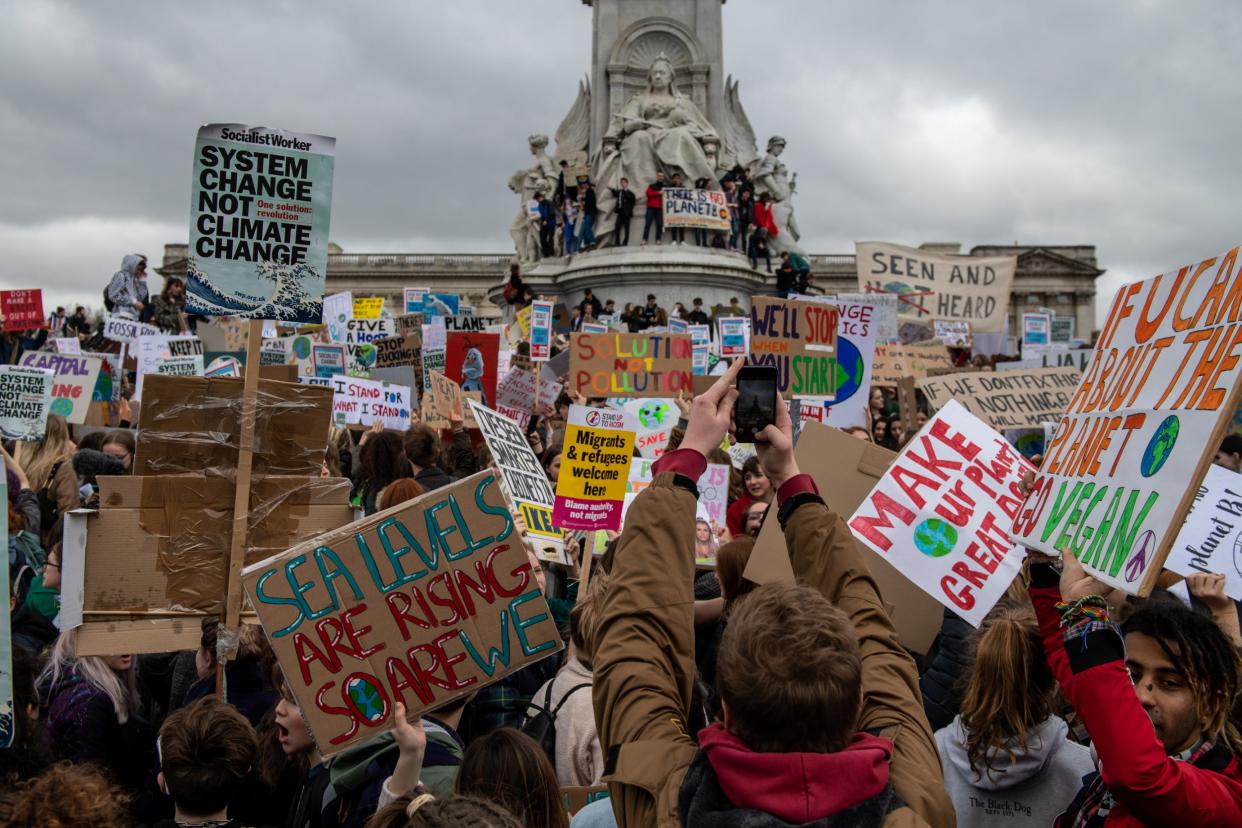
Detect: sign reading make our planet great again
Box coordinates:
(570, 332, 693, 397)
(242, 471, 561, 757)
(1015, 245, 1242, 596)
(186, 124, 336, 324)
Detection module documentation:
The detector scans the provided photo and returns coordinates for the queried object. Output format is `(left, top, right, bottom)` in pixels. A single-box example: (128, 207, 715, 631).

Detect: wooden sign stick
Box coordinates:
(579, 531, 598, 596)
(217, 318, 264, 698)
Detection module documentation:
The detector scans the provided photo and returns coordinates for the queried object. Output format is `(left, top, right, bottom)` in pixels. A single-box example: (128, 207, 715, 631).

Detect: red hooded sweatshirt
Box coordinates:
(695, 724, 895, 823)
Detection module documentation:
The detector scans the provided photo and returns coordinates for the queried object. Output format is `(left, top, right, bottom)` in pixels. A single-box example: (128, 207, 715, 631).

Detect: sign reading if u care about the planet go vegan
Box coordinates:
(848, 400, 1033, 626)
(187, 124, 336, 324)
(242, 471, 562, 757)
(1015, 244, 1242, 595)
(748, 297, 839, 399)
(569, 332, 693, 398)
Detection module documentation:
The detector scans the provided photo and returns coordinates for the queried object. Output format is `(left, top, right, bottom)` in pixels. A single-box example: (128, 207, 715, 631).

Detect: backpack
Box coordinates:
(9, 529, 46, 604)
(521, 681, 591, 764)
(103, 285, 116, 312)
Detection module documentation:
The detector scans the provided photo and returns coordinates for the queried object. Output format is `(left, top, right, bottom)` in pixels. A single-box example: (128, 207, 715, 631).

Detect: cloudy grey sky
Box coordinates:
(2, 0, 1239, 323)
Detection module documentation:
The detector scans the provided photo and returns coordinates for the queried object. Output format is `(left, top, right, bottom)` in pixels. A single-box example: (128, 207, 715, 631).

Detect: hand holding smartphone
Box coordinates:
(734, 365, 778, 443)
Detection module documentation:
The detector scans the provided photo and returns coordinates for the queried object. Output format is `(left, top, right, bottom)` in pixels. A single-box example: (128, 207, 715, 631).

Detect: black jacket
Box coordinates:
(611, 187, 637, 217)
(919, 607, 974, 732)
(583, 187, 598, 216)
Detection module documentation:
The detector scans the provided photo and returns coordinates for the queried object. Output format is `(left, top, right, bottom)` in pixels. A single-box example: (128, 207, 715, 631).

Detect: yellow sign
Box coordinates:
(352, 297, 385, 319)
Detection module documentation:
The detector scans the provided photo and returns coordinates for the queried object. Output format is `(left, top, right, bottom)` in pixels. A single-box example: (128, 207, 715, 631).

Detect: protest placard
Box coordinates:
(934, 320, 973, 348)
(345, 318, 394, 345)
(445, 332, 500, 409)
(554, 406, 635, 530)
(242, 470, 561, 755)
(54, 337, 81, 355)
(718, 317, 748, 359)
(668, 318, 689, 336)
(618, 397, 676, 459)
(662, 188, 730, 230)
(581, 322, 609, 334)
(0, 290, 45, 330)
(352, 297, 384, 319)
(312, 343, 346, 377)
(856, 241, 1016, 333)
(848, 400, 1032, 625)
(421, 321, 447, 390)
(444, 315, 488, 333)
(697, 462, 730, 532)
(495, 369, 562, 429)
(749, 296, 838, 398)
(788, 296, 879, 428)
(1016, 245, 1242, 594)
(325, 375, 411, 431)
(423, 370, 466, 425)
(552, 303, 573, 335)
(103, 314, 161, 344)
(404, 287, 428, 314)
(0, 481, 8, 747)
(154, 354, 205, 378)
(570, 332, 693, 398)
(1052, 315, 1076, 343)
(1021, 312, 1052, 354)
(18, 353, 101, 424)
(0, 365, 54, 441)
(530, 300, 554, 361)
(871, 341, 954, 385)
(690, 324, 711, 375)
(917, 367, 1080, 431)
(1164, 465, 1242, 600)
(322, 291, 353, 341)
(135, 335, 204, 399)
(186, 124, 334, 323)
(424, 293, 460, 317)
(393, 313, 424, 337)
(372, 333, 421, 370)
(835, 292, 899, 343)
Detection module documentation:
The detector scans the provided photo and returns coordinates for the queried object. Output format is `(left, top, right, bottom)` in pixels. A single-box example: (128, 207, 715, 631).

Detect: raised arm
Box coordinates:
(592, 360, 741, 827)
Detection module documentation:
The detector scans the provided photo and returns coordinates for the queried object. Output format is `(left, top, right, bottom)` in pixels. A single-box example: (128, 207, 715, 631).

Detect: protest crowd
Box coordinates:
(4, 123, 1242, 828)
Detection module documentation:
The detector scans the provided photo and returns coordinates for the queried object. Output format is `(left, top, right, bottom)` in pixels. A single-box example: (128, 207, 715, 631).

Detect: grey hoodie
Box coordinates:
(936, 715, 1094, 827)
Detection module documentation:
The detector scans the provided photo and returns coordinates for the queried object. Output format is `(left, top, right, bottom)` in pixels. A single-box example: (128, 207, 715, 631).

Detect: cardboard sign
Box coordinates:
(444, 315, 489, 333)
(871, 342, 954, 385)
(934, 320, 973, 348)
(662, 188, 730, 230)
(570, 333, 693, 398)
(0, 290, 46, 330)
(372, 333, 421, 370)
(495, 369, 562, 430)
(848, 400, 1033, 626)
(553, 406, 635, 530)
(404, 287, 429, 315)
(856, 241, 1016, 333)
(997, 349, 1094, 374)
(836, 292, 899, 342)
(242, 471, 562, 756)
(1165, 465, 1242, 600)
(352, 297, 384, 319)
(530, 300, 554, 361)
(445, 332, 500, 409)
(394, 313, 425, 337)
(1016, 245, 1242, 594)
(424, 370, 466, 424)
(186, 124, 335, 323)
(327, 375, 412, 431)
(17, 353, 101, 425)
(103, 314, 161, 344)
(743, 422, 945, 653)
(749, 297, 838, 398)
(917, 367, 1081, 431)
(718, 317, 749, 359)
(0, 365, 54, 440)
(345, 318, 395, 345)
(562, 786, 610, 817)
(322, 291, 353, 342)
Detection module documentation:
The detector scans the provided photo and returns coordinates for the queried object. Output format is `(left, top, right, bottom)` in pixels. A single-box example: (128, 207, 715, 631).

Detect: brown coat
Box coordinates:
(592, 471, 955, 828)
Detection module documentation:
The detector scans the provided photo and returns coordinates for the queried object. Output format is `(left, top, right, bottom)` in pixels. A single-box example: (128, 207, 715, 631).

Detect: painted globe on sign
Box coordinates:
(49, 397, 74, 417)
(884, 282, 919, 315)
(354, 344, 377, 370)
(292, 336, 313, 360)
(914, 518, 958, 558)
(345, 676, 387, 724)
(1140, 415, 1180, 478)
(638, 401, 670, 429)
(1014, 432, 1045, 460)
(830, 336, 865, 405)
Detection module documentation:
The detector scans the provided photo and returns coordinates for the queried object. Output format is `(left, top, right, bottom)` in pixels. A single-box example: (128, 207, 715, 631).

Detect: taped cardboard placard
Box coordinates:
(242, 471, 562, 756)
(871, 342, 953, 385)
(743, 421, 945, 653)
(748, 297, 838, 399)
(917, 367, 1080, 431)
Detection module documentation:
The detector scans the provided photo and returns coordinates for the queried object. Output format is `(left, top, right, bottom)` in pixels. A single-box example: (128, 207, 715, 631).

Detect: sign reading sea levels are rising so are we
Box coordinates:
(1015, 245, 1242, 596)
(569, 332, 693, 398)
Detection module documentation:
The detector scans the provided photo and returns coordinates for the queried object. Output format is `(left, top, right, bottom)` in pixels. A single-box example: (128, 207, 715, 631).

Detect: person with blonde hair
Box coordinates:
(935, 604, 1092, 826)
(20, 412, 75, 493)
(38, 628, 152, 794)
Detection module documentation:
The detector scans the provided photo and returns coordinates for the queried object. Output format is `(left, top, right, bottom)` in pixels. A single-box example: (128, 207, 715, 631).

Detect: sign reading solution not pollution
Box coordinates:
(243, 471, 561, 756)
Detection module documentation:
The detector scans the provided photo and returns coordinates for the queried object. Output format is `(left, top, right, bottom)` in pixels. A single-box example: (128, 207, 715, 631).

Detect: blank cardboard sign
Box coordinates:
(743, 421, 944, 654)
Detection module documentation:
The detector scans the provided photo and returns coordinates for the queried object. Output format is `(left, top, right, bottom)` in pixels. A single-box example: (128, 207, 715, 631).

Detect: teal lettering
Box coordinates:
(254, 567, 307, 638)
(459, 610, 513, 677)
(377, 518, 432, 589)
(475, 475, 514, 543)
(510, 590, 557, 656)
(314, 545, 364, 607)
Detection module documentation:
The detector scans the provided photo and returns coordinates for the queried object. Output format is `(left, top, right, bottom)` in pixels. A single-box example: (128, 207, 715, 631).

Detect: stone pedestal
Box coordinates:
(487, 243, 772, 313)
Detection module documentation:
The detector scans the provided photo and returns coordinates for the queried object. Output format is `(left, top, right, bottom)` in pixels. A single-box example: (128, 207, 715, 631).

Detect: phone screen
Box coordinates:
(736, 368, 777, 442)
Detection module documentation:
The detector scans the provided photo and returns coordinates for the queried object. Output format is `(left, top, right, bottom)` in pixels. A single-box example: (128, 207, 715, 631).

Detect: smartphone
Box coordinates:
(735, 365, 778, 443)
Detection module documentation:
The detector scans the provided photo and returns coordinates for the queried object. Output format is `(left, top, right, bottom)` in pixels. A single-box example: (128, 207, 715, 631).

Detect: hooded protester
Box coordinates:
(105, 254, 150, 320)
(935, 604, 1093, 826)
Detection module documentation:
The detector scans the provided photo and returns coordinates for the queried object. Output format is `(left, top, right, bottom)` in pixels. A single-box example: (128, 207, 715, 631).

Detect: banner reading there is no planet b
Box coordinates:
(187, 124, 335, 324)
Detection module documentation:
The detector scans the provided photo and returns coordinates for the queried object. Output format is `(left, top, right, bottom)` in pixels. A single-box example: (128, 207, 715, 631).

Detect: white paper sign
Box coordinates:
(1166, 464, 1242, 600)
(0, 365, 54, 441)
